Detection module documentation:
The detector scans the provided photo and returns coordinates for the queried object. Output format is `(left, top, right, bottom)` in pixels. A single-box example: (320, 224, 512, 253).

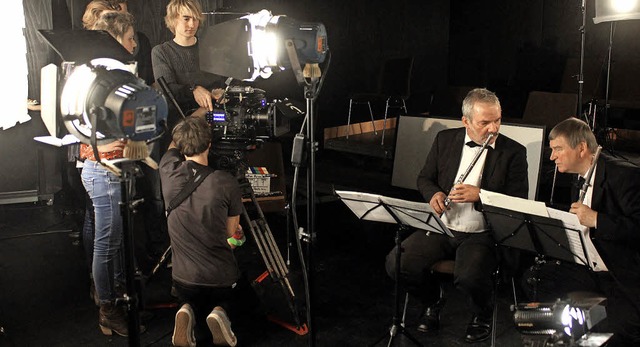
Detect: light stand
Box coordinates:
(284, 39, 323, 347)
(602, 21, 615, 150)
(592, 0, 640, 151)
(196, 11, 329, 345)
(578, 0, 587, 119)
(117, 160, 144, 347)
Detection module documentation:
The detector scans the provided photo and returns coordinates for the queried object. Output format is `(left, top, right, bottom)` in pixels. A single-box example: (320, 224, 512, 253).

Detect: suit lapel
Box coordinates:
(591, 156, 605, 210)
(446, 129, 467, 184)
(481, 136, 501, 186)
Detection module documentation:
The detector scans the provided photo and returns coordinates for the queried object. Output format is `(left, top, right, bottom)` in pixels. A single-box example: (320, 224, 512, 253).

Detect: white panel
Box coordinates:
(392, 116, 544, 200)
(40, 63, 58, 137)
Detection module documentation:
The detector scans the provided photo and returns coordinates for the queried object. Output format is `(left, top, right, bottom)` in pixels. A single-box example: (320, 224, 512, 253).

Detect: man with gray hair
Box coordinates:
(386, 88, 528, 343)
(523, 117, 640, 345)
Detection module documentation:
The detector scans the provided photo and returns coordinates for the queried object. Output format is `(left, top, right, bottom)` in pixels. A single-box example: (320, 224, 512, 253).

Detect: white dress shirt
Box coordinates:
(441, 134, 495, 233)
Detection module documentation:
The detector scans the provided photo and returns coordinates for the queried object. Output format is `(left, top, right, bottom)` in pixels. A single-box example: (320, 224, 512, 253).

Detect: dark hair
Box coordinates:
(172, 117, 212, 156)
(549, 117, 598, 153)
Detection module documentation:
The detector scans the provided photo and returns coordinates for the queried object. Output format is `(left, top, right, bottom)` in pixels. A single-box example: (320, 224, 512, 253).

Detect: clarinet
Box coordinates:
(578, 145, 602, 203)
(443, 132, 496, 208)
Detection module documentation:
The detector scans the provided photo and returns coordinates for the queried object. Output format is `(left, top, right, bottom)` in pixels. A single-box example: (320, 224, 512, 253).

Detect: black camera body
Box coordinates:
(205, 86, 272, 142)
(205, 86, 274, 173)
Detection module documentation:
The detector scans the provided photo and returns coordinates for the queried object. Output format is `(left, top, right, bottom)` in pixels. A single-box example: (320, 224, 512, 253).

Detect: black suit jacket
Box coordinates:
(589, 153, 640, 298)
(417, 127, 529, 203)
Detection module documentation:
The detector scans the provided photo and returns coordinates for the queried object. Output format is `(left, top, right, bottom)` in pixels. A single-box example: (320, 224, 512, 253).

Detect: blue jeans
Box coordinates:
(81, 160, 124, 304)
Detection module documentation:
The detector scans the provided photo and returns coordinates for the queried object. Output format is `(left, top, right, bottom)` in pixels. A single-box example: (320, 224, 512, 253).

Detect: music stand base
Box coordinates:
(371, 321, 423, 347)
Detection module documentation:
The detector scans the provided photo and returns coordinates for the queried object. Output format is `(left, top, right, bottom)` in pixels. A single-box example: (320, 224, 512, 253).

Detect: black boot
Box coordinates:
(417, 306, 441, 334)
(464, 314, 492, 343)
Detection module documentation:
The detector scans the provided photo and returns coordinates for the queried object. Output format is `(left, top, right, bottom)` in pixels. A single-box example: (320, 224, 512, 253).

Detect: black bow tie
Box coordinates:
(575, 176, 586, 189)
(466, 141, 480, 148)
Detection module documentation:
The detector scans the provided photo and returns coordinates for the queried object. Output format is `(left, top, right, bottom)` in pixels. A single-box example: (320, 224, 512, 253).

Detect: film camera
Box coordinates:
(206, 85, 303, 172)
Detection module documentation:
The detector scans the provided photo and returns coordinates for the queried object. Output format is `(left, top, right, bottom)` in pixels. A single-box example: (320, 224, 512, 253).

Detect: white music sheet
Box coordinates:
(480, 189, 608, 272)
(479, 190, 548, 217)
(546, 208, 608, 272)
(336, 190, 452, 237)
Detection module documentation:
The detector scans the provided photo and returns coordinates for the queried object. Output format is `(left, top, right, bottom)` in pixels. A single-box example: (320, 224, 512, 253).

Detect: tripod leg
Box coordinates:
(240, 183, 304, 329)
(146, 245, 172, 285)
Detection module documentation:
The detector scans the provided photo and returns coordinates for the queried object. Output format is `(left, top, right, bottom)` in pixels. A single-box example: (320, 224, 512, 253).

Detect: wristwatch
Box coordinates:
(189, 83, 197, 92)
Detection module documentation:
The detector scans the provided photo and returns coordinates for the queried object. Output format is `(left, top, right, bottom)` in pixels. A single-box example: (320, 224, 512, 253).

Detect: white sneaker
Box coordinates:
(206, 306, 237, 346)
(172, 303, 196, 347)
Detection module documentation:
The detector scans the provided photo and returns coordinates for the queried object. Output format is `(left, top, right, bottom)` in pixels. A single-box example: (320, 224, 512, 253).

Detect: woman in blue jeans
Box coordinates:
(80, 140, 129, 336)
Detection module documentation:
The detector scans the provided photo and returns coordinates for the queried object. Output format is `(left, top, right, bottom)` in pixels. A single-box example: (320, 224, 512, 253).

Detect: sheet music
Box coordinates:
(480, 189, 607, 271)
(335, 190, 452, 236)
(479, 190, 549, 217)
(546, 207, 608, 272)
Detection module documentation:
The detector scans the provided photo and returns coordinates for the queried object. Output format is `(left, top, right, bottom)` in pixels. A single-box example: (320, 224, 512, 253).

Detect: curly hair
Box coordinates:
(82, 0, 121, 29)
(93, 11, 135, 41)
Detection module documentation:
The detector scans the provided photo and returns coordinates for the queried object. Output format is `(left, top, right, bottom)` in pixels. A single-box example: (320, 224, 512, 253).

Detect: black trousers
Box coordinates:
(522, 261, 640, 345)
(385, 230, 497, 317)
(173, 280, 236, 346)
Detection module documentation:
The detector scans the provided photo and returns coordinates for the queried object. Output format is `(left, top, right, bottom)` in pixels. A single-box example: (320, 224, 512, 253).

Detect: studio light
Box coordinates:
(199, 9, 328, 81)
(513, 298, 610, 346)
(60, 58, 167, 143)
(594, 0, 640, 24)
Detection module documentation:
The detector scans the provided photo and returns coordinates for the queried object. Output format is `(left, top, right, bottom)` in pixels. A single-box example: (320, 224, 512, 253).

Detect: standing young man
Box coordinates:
(151, 0, 225, 129)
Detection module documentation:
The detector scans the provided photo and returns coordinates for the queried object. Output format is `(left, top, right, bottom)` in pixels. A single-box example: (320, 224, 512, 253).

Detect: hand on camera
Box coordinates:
(192, 85, 214, 111)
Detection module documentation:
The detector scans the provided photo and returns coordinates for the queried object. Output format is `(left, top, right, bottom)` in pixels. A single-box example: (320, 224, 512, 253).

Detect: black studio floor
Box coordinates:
(1, 141, 549, 347)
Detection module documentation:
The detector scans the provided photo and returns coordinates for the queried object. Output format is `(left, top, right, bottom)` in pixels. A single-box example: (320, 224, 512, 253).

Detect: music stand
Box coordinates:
(479, 191, 606, 298)
(336, 190, 452, 347)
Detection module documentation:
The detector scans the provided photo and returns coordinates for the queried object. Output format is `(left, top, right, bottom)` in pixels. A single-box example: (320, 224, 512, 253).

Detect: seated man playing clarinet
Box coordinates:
(522, 117, 640, 346)
(385, 88, 528, 343)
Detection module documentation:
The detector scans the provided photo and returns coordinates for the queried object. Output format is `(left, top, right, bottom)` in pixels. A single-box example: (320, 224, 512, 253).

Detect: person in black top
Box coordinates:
(151, 0, 226, 127)
(159, 116, 244, 347)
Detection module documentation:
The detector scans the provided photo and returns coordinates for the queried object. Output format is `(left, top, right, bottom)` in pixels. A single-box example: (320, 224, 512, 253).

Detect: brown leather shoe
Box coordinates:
(99, 302, 146, 337)
(99, 302, 129, 337)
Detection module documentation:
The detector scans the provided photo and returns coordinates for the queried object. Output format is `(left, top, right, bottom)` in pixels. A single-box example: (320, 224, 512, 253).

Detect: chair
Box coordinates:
(346, 56, 413, 144)
(518, 91, 579, 135)
(432, 260, 500, 346)
(401, 260, 501, 346)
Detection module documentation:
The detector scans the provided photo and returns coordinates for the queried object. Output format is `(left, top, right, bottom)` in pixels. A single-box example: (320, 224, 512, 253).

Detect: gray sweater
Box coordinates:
(151, 39, 224, 118)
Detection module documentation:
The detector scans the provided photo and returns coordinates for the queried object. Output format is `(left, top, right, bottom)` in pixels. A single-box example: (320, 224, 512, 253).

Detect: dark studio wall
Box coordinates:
(8, 0, 640, 203)
(23, 0, 640, 130)
(447, 0, 640, 120)
(55, 0, 451, 131)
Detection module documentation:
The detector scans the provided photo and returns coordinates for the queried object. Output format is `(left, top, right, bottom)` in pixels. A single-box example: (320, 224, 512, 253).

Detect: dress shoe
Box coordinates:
(417, 306, 440, 334)
(464, 314, 492, 343)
